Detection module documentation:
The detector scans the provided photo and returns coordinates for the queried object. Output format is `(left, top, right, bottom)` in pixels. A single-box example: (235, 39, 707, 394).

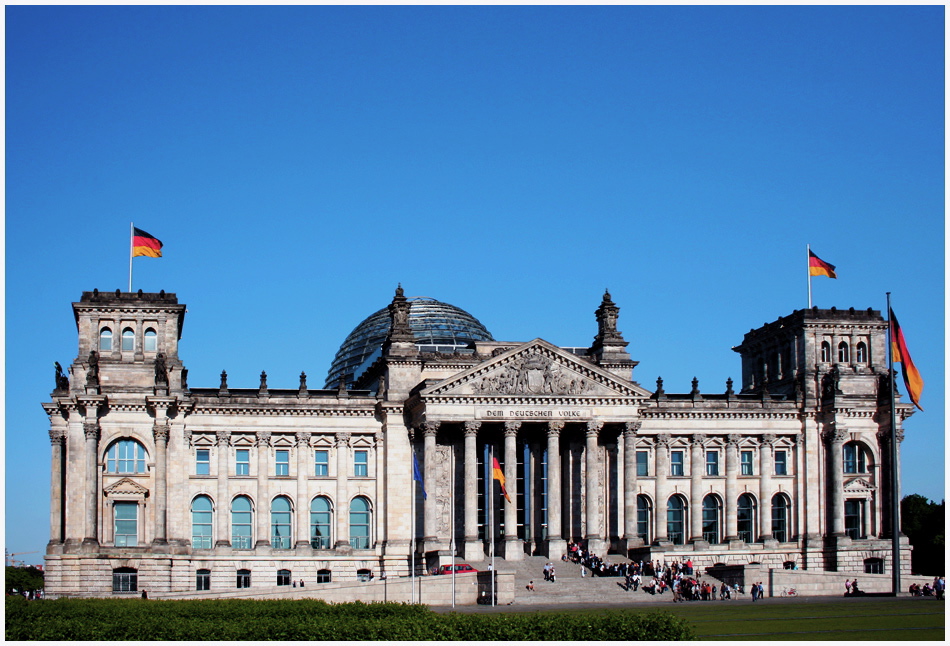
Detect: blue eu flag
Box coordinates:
(413, 452, 427, 500)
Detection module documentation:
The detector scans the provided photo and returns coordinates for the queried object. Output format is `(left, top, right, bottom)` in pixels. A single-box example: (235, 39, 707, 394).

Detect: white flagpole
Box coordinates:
(490, 443, 496, 607)
(451, 446, 456, 609)
(129, 222, 134, 292)
(806, 244, 813, 309)
(411, 444, 416, 604)
(886, 293, 901, 596)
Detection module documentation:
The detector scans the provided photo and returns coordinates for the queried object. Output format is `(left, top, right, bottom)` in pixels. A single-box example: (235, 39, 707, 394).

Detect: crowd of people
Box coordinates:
(909, 577, 945, 599)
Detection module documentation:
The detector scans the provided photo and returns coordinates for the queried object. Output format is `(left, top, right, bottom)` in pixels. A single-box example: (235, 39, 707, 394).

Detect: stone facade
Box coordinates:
(43, 290, 914, 598)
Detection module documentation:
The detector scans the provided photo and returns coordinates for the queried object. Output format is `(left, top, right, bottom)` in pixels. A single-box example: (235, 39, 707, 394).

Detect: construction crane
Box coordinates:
(5, 550, 39, 567)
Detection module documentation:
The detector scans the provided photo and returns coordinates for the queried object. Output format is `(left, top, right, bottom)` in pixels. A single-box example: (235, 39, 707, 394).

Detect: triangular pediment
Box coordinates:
(103, 478, 150, 496)
(843, 476, 875, 493)
(422, 339, 650, 399)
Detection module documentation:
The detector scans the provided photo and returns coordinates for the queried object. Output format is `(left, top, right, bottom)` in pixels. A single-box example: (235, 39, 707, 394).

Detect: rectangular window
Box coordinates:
(114, 502, 138, 547)
(315, 450, 329, 476)
(236, 570, 251, 589)
(275, 449, 290, 476)
(196, 448, 210, 475)
(236, 449, 250, 476)
(705, 451, 720, 476)
(670, 451, 684, 476)
(354, 450, 368, 477)
(741, 451, 754, 476)
(774, 450, 788, 476)
(196, 570, 211, 591)
(844, 500, 863, 539)
(636, 451, 649, 477)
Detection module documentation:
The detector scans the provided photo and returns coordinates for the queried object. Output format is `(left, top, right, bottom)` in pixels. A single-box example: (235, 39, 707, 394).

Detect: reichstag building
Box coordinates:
(43, 287, 913, 596)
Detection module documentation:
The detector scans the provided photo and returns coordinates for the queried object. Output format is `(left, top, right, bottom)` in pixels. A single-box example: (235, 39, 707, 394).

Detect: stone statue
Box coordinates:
(220, 370, 228, 390)
(86, 351, 99, 386)
(299, 371, 308, 391)
(154, 353, 168, 386)
(259, 371, 268, 391)
(181, 367, 189, 390)
(54, 362, 69, 392)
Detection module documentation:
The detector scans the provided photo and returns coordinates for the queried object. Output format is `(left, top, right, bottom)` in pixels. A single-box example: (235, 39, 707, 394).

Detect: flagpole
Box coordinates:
(490, 443, 496, 607)
(806, 244, 812, 309)
(411, 440, 416, 605)
(886, 293, 901, 596)
(451, 446, 456, 609)
(129, 222, 134, 292)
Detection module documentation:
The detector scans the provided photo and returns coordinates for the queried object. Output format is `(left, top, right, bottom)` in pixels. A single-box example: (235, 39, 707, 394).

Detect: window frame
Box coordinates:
(737, 493, 756, 543)
(310, 496, 332, 549)
(144, 328, 158, 352)
(771, 493, 790, 542)
(196, 569, 211, 591)
(112, 567, 138, 593)
(271, 496, 293, 549)
(701, 494, 721, 544)
(669, 450, 684, 477)
(191, 495, 214, 549)
(236, 569, 251, 589)
(275, 449, 290, 476)
(705, 450, 720, 476)
(354, 450, 369, 477)
(235, 449, 250, 476)
(314, 449, 329, 477)
(121, 327, 135, 352)
(636, 494, 652, 544)
(349, 496, 372, 549)
(196, 448, 211, 475)
(277, 569, 292, 586)
(740, 450, 754, 476)
(666, 495, 686, 545)
(774, 450, 788, 476)
(636, 450, 649, 477)
(231, 496, 254, 550)
(106, 439, 147, 474)
(99, 328, 113, 352)
(113, 501, 138, 547)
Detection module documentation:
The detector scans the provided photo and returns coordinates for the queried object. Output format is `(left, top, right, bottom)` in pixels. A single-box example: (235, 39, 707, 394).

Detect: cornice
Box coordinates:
(187, 405, 376, 417)
(639, 410, 803, 421)
(420, 395, 646, 406)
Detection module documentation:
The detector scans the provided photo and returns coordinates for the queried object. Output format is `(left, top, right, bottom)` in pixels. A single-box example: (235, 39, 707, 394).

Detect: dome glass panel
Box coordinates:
(325, 297, 494, 388)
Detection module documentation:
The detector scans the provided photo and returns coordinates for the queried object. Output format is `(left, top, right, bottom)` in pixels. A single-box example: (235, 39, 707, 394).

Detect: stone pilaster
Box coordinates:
(688, 434, 706, 545)
(824, 424, 847, 537)
(546, 421, 566, 558)
(255, 430, 272, 549)
(503, 421, 522, 560)
(334, 432, 351, 551)
(82, 420, 100, 549)
(724, 434, 740, 543)
(215, 430, 231, 547)
(585, 420, 605, 554)
(652, 434, 670, 545)
(620, 421, 642, 551)
(421, 421, 440, 550)
(463, 421, 482, 562)
(759, 434, 776, 545)
(151, 422, 170, 547)
(48, 427, 67, 547)
(295, 432, 312, 550)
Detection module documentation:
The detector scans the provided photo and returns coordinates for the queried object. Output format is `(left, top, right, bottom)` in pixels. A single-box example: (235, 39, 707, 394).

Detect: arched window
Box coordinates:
(838, 341, 850, 363)
(236, 569, 251, 589)
(112, 567, 138, 593)
(122, 328, 135, 352)
(843, 442, 871, 473)
(99, 328, 113, 352)
(737, 494, 757, 543)
(820, 341, 831, 362)
(636, 494, 652, 544)
(144, 328, 157, 352)
(271, 496, 292, 549)
(316, 568, 332, 584)
(771, 493, 790, 542)
(349, 496, 372, 549)
(667, 495, 686, 545)
(702, 495, 722, 544)
(855, 341, 868, 363)
(277, 569, 292, 586)
(357, 568, 373, 582)
(105, 439, 147, 474)
(196, 569, 211, 591)
(231, 496, 253, 549)
(191, 495, 214, 549)
(310, 496, 332, 549)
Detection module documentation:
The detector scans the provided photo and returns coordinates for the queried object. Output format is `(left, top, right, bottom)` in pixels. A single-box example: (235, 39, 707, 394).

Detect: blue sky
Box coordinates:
(5, 6, 944, 565)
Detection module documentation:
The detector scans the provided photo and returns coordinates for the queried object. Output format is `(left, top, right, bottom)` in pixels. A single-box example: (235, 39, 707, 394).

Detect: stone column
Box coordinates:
(724, 434, 740, 542)
(689, 434, 705, 544)
(335, 432, 351, 550)
(759, 434, 775, 543)
(48, 428, 67, 546)
(82, 420, 100, 548)
(463, 421, 482, 562)
(255, 431, 272, 548)
(152, 422, 170, 546)
(546, 421, 566, 558)
(621, 422, 641, 550)
(825, 425, 847, 537)
(295, 432, 311, 549)
(421, 422, 440, 550)
(215, 430, 230, 547)
(653, 434, 670, 544)
(585, 421, 605, 554)
(503, 421, 523, 560)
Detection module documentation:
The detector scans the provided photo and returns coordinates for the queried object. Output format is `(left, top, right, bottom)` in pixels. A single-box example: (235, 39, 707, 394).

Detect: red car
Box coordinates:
(435, 564, 478, 575)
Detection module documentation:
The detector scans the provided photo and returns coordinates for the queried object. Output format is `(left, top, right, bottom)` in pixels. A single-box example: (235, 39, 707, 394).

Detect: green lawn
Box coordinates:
(661, 598, 945, 641)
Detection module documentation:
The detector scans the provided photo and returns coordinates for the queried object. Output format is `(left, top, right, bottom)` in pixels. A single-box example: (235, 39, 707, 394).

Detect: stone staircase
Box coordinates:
(498, 556, 645, 605)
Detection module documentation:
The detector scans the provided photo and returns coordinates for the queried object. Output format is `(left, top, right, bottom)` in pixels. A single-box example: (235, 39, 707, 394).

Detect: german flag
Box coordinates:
(889, 308, 924, 411)
(132, 227, 163, 258)
(491, 456, 511, 503)
(808, 250, 836, 278)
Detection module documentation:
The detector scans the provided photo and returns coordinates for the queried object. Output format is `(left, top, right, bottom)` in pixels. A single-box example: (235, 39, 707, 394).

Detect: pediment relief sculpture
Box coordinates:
(471, 351, 597, 396)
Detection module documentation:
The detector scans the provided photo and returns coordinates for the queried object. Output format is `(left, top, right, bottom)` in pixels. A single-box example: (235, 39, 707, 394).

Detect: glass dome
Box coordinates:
(324, 297, 495, 388)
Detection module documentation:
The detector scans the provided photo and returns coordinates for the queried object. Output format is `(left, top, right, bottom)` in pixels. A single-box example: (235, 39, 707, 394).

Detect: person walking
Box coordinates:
(845, 579, 852, 596)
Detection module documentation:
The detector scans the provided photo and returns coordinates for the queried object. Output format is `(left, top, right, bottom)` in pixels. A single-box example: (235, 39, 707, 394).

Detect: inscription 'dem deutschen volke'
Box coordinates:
(475, 407, 592, 420)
